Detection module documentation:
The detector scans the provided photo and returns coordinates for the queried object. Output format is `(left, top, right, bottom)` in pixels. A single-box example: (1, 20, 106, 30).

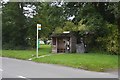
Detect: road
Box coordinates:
(0, 57, 118, 78)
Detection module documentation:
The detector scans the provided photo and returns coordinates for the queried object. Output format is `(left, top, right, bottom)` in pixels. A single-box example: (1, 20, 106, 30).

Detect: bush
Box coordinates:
(2, 43, 28, 50)
(2, 43, 14, 50)
(96, 24, 119, 54)
(54, 27, 63, 33)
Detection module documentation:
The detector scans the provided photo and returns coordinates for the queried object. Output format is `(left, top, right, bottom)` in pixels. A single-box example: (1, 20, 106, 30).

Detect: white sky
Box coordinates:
(67, 15, 75, 20)
(3, 0, 9, 3)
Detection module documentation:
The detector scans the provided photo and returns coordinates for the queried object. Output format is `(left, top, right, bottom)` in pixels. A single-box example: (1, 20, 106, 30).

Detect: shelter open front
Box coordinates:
(57, 38, 70, 53)
(51, 32, 77, 53)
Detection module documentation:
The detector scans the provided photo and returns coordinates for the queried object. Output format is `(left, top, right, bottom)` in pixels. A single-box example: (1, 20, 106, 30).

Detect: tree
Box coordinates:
(2, 2, 27, 49)
(2, 2, 119, 54)
(62, 2, 119, 54)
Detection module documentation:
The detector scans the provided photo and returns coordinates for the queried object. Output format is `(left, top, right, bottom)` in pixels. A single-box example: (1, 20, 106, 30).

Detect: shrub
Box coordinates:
(96, 24, 119, 54)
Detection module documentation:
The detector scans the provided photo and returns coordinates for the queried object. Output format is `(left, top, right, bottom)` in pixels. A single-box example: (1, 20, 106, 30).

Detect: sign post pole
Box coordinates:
(36, 24, 41, 58)
(36, 25, 38, 58)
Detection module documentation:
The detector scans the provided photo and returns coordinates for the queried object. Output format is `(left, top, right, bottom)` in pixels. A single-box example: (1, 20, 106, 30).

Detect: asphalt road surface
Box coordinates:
(1, 57, 118, 78)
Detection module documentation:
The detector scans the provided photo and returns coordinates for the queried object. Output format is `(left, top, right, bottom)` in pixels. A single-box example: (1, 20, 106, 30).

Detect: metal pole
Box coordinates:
(36, 26, 38, 58)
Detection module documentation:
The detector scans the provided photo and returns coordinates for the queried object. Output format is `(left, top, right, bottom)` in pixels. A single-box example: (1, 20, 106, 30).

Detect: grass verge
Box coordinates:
(2, 45, 51, 60)
(2, 45, 118, 72)
(32, 53, 118, 72)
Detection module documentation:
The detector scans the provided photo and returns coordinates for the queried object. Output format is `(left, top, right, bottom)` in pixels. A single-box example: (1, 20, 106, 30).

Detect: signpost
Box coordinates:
(36, 24, 41, 58)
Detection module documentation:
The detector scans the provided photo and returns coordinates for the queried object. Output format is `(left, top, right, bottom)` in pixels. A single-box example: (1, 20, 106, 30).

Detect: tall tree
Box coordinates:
(2, 2, 27, 49)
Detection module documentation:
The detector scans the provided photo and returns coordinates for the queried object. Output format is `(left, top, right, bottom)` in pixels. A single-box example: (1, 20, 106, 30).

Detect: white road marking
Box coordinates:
(0, 69, 3, 72)
(18, 76, 26, 78)
(28, 54, 63, 60)
(38, 54, 55, 58)
(18, 76, 31, 80)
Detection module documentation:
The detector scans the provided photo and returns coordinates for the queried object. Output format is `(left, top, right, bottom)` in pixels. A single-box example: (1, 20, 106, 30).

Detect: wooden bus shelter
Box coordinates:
(51, 32, 77, 53)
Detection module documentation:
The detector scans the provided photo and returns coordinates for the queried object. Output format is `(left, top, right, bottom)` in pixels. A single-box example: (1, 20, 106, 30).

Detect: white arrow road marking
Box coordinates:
(18, 76, 26, 78)
(18, 75, 31, 80)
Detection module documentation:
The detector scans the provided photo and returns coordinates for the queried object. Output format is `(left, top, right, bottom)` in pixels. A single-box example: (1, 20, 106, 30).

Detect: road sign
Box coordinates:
(37, 24, 41, 30)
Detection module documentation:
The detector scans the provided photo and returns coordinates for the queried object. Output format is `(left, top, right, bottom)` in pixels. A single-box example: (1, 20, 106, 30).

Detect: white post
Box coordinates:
(36, 26, 38, 58)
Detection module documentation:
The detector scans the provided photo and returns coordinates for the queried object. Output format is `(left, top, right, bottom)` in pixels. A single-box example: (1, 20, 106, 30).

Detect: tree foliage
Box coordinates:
(2, 2, 119, 54)
(2, 2, 27, 49)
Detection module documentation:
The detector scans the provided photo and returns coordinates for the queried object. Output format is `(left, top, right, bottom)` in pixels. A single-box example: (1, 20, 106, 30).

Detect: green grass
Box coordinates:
(2, 45, 118, 72)
(2, 45, 51, 60)
(32, 53, 118, 72)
